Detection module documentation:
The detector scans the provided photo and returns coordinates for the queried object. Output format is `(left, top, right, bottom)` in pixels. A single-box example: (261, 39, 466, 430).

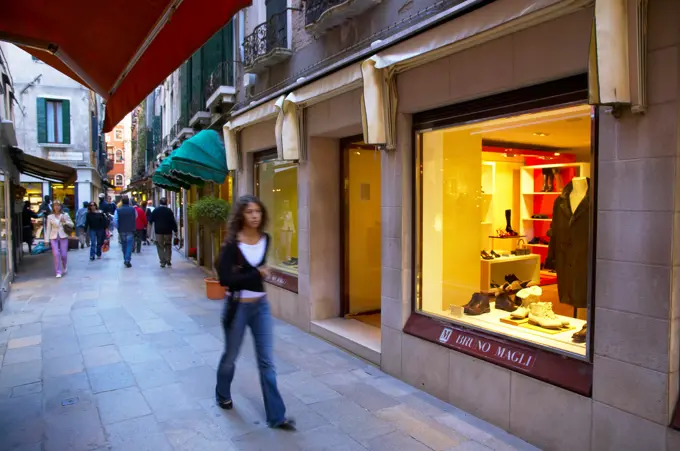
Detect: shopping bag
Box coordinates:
(102, 239, 110, 253)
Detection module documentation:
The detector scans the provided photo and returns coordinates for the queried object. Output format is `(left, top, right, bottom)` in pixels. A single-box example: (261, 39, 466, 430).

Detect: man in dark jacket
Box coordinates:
(150, 197, 178, 268)
(113, 196, 137, 268)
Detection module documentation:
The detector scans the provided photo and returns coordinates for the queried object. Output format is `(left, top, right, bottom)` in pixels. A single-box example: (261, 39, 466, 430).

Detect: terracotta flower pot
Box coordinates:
(205, 277, 226, 300)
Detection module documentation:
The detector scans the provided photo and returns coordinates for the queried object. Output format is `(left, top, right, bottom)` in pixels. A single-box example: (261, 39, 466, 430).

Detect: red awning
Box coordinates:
(0, 0, 249, 132)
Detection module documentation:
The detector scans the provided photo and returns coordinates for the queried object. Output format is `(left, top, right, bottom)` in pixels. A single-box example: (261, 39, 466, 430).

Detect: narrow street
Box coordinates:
(0, 245, 537, 451)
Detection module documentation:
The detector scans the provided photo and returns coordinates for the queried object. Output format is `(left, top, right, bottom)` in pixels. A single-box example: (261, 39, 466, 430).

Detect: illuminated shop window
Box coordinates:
(415, 104, 593, 358)
(255, 152, 298, 276)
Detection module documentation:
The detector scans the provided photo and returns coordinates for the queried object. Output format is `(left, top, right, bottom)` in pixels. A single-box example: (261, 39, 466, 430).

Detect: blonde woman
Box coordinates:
(46, 200, 74, 278)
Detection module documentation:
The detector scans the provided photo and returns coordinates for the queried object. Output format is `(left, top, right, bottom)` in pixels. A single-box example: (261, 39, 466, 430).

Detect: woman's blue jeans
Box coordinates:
(216, 295, 286, 427)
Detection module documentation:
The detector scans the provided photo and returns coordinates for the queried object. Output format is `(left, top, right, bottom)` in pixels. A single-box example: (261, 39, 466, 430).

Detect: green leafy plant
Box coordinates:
(187, 197, 230, 232)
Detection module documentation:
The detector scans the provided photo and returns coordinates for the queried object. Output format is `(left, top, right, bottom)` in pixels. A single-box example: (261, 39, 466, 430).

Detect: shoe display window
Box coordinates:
(415, 104, 594, 358)
(254, 150, 299, 279)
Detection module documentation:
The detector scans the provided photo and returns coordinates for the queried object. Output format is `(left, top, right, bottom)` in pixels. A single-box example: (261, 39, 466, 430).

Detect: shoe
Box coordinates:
(510, 286, 542, 319)
(216, 392, 233, 410)
(481, 250, 494, 260)
(464, 293, 490, 315)
(167, 262, 172, 267)
(124, 261, 132, 268)
(531, 214, 549, 219)
(56, 274, 62, 279)
(80, 244, 84, 249)
(90, 256, 95, 261)
(160, 263, 166, 268)
(505, 274, 519, 284)
(494, 292, 517, 312)
(528, 302, 564, 329)
(572, 324, 587, 343)
(97, 255, 102, 259)
(528, 237, 541, 245)
(490, 250, 501, 258)
(505, 209, 516, 234)
(271, 418, 296, 431)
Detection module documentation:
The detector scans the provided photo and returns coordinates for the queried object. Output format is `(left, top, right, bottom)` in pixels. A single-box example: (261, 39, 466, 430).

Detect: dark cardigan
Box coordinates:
(217, 234, 270, 292)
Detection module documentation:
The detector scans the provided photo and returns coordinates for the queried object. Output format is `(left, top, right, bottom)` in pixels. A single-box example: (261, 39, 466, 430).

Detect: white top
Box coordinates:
(238, 237, 266, 299)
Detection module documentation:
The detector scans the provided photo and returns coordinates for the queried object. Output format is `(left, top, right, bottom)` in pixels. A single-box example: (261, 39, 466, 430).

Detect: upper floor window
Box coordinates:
(115, 174, 124, 186)
(115, 150, 123, 163)
(114, 129, 123, 140)
(37, 98, 70, 145)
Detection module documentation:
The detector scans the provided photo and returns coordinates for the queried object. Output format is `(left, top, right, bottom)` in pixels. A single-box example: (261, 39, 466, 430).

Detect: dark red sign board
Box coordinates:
(265, 269, 298, 293)
(403, 313, 593, 396)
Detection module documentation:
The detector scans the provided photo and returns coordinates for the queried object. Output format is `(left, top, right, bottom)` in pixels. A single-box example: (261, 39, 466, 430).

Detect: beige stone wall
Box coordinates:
(291, 0, 316, 51)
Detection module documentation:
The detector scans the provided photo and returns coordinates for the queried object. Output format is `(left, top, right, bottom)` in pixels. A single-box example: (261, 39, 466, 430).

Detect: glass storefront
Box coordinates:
(51, 183, 75, 220)
(0, 173, 8, 281)
(415, 104, 594, 358)
(22, 182, 44, 241)
(255, 153, 298, 276)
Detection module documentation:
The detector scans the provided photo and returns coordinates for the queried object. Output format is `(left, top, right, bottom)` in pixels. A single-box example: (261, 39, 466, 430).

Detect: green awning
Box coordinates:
(153, 155, 197, 188)
(151, 172, 182, 192)
(167, 130, 228, 184)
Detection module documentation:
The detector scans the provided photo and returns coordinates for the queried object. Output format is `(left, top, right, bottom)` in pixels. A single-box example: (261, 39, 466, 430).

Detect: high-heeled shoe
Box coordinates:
(481, 250, 494, 260)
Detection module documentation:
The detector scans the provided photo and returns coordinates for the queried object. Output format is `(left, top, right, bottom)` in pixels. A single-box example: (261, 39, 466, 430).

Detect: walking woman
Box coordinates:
(85, 202, 109, 260)
(215, 195, 295, 430)
(45, 200, 73, 278)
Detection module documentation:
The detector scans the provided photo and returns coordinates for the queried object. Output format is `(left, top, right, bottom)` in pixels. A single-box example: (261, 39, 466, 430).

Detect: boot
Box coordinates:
(547, 172, 555, 192)
(505, 209, 515, 234)
(510, 286, 542, 319)
(572, 323, 587, 343)
(542, 168, 551, 192)
(528, 302, 565, 329)
(464, 293, 490, 316)
(494, 292, 517, 312)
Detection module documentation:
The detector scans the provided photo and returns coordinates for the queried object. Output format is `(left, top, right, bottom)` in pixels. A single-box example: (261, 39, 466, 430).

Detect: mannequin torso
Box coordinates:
(570, 177, 588, 213)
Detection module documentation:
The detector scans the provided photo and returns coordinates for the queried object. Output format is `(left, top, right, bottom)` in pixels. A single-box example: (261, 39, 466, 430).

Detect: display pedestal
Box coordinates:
(480, 254, 540, 291)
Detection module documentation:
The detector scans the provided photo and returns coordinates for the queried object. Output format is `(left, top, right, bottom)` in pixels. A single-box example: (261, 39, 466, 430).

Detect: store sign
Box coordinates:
(404, 314, 593, 396)
(265, 269, 298, 293)
(437, 326, 536, 370)
(48, 151, 82, 161)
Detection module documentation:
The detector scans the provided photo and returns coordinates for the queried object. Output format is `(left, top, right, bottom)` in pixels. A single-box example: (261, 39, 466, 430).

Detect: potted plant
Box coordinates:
(187, 196, 231, 300)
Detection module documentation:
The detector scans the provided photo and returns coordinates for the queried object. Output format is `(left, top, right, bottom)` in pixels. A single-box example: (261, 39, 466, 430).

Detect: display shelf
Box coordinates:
(527, 243, 549, 248)
(431, 304, 586, 356)
(522, 218, 552, 222)
(480, 254, 540, 292)
(523, 192, 561, 195)
(488, 235, 526, 239)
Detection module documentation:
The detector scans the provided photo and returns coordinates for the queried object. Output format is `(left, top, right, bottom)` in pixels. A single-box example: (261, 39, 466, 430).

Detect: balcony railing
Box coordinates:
(243, 12, 291, 72)
(204, 62, 235, 103)
(304, 0, 381, 35)
(189, 98, 202, 120)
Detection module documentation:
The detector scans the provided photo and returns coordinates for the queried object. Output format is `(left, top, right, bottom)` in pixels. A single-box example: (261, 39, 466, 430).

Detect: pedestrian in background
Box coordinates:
(45, 200, 73, 278)
(215, 194, 295, 430)
(149, 197, 177, 268)
(113, 196, 136, 268)
(85, 202, 108, 260)
(22, 201, 38, 253)
(134, 201, 148, 253)
(75, 201, 90, 249)
(145, 201, 155, 245)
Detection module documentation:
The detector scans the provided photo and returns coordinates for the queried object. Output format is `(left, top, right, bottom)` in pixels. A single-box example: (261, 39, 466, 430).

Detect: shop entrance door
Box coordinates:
(342, 139, 382, 328)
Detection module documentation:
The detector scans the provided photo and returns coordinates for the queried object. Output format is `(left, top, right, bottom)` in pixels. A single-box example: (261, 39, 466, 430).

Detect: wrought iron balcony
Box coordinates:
(170, 114, 193, 145)
(305, 0, 381, 35)
(204, 62, 236, 112)
(243, 12, 292, 73)
(189, 98, 211, 128)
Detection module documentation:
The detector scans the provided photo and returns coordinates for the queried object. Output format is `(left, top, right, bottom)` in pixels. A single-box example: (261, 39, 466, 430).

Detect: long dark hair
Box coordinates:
(226, 194, 268, 242)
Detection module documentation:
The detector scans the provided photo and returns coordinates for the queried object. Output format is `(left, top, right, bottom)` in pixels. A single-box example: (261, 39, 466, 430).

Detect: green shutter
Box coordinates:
(180, 61, 190, 121)
(191, 52, 202, 106)
(224, 21, 234, 85)
(36, 97, 47, 143)
(202, 28, 223, 81)
(61, 100, 71, 144)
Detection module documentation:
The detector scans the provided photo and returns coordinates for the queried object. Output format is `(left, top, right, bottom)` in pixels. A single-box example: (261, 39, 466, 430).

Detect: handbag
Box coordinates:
(63, 223, 74, 235)
(515, 239, 531, 256)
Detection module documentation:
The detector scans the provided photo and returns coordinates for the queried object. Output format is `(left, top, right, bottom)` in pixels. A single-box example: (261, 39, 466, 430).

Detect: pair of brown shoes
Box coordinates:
(572, 324, 587, 343)
(464, 293, 490, 315)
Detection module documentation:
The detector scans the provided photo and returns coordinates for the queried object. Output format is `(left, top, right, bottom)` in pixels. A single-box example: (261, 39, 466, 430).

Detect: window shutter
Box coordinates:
(36, 97, 47, 143)
(61, 100, 71, 144)
(224, 21, 234, 85)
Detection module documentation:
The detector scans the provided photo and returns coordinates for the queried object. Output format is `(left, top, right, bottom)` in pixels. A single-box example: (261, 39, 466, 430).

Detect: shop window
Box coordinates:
(115, 174, 124, 186)
(37, 98, 70, 144)
(255, 151, 298, 277)
(115, 149, 123, 163)
(415, 104, 594, 358)
(114, 129, 123, 140)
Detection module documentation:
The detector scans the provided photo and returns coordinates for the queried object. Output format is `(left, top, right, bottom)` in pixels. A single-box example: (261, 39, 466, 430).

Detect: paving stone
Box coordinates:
(0, 360, 42, 387)
(7, 335, 41, 349)
(159, 345, 205, 371)
(96, 386, 152, 424)
(83, 344, 121, 367)
(11, 381, 42, 397)
(78, 332, 115, 350)
(376, 404, 465, 450)
(75, 324, 109, 336)
(118, 343, 163, 364)
(8, 323, 42, 339)
(43, 353, 84, 378)
(279, 371, 342, 405)
(129, 359, 178, 390)
(42, 335, 80, 360)
(183, 333, 223, 352)
(161, 409, 232, 450)
(176, 364, 216, 399)
(43, 372, 96, 417)
(44, 407, 106, 451)
(137, 318, 173, 334)
(366, 431, 432, 451)
(145, 330, 188, 349)
(3, 346, 42, 365)
(310, 398, 395, 444)
(87, 362, 136, 393)
(143, 383, 202, 422)
(330, 382, 401, 412)
(293, 424, 365, 450)
(231, 427, 303, 451)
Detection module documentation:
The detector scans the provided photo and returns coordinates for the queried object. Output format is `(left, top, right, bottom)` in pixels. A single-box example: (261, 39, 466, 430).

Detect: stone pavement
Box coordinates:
(0, 242, 539, 451)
